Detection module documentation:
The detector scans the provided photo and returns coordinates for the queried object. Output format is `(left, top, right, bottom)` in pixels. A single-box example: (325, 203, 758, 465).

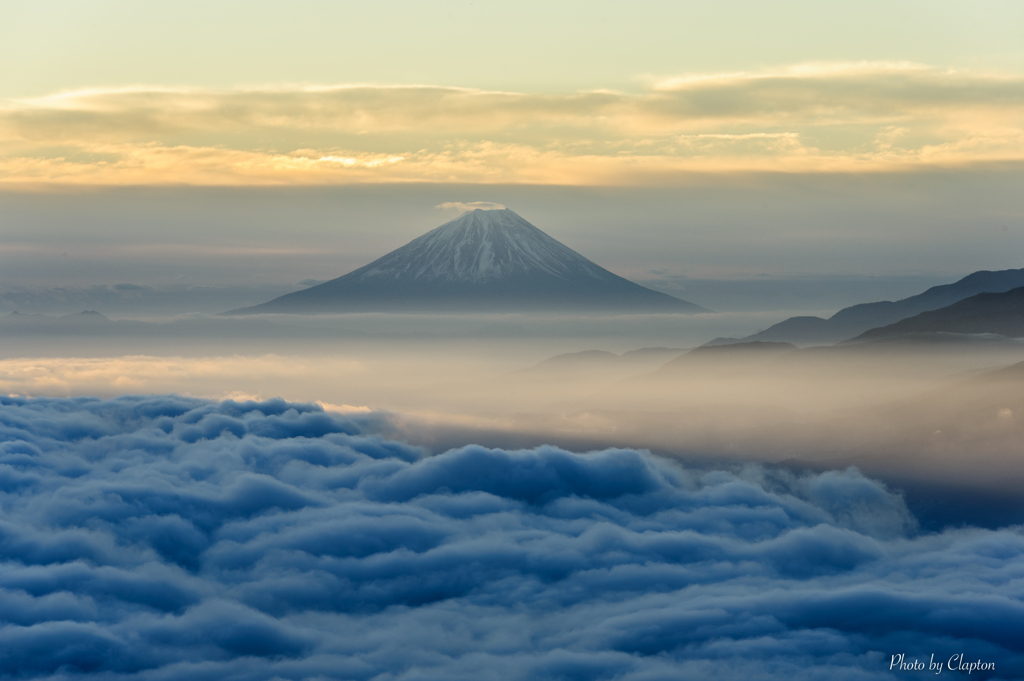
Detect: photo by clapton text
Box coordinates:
(890, 653, 996, 674)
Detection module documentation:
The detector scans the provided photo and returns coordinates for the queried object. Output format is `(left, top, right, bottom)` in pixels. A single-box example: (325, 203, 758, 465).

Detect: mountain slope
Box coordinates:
(657, 341, 798, 375)
(850, 286, 1024, 342)
(737, 269, 1024, 345)
(227, 209, 707, 314)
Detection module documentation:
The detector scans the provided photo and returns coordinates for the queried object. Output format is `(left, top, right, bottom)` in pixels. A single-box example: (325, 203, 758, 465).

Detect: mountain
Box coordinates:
(612, 341, 798, 394)
(225, 209, 707, 315)
(849, 286, 1024, 342)
(727, 269, 1024, 346)
(0, 310, 154, 339)
(658, 341, 797, 374)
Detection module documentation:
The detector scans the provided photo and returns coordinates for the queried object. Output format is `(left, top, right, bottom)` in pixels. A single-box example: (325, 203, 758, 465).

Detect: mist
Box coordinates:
(3, 177, 1023, 675)
(2, 170, 1022, 300)
(1, 308, 1023, 532)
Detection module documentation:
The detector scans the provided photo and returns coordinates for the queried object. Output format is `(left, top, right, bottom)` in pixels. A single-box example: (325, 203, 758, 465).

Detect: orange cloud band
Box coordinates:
(2, 63, 1023, 185)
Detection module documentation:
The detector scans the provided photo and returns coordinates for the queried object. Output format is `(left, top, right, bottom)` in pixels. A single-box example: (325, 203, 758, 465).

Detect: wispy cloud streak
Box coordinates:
(2, 63, 1023, 184)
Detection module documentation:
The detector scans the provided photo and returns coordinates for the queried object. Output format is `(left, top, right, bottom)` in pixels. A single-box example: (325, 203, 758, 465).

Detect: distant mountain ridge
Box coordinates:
(850, 286, 1024, 342)
(3, 310, 112, 326)
(728, 269, 1024, 345)
(227, 209, 707, 315)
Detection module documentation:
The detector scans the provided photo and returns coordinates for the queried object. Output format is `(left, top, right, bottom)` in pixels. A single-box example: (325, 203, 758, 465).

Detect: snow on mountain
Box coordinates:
(226, 209, 708, 314)
(356, 209, 618, 284)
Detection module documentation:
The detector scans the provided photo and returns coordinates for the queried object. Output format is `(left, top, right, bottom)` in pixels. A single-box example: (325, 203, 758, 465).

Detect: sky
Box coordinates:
(6, 1, 1023, 94)
(2, 1, 1024, 184)
(1, 1, 1024, 294)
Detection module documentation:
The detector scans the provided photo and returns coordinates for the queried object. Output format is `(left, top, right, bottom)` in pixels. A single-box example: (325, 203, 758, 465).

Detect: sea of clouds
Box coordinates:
(0, 395, 1020, 680)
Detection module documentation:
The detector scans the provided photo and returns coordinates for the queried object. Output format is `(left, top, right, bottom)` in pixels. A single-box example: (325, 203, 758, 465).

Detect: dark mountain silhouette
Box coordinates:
(226, 209, 708, 315)
(850, 286, 1024, 342)
(725, 269, 1024, 345)
(657, 341, 797, 375)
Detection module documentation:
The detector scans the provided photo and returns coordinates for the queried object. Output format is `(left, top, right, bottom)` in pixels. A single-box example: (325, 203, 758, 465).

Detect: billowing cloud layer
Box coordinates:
(3, 63, 1024, 184)
(0, 395, 1021, 679)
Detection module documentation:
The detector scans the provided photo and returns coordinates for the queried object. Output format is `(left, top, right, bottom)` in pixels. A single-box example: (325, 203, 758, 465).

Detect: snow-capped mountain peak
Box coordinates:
(353, 209, 609, 284)
(225, 208, 708, 314)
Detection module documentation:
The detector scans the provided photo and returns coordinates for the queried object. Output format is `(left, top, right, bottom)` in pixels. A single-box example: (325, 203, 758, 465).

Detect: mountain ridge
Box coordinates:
(226, 209, 708, 315)
(724, 268, 1024, 345)
(849, 286, 1024, 342)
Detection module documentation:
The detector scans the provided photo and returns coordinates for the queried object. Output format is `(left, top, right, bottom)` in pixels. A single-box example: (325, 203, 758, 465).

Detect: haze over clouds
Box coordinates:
(0, 395, 1020, 679)
(2, 177, 1022, 292)
(2, 334, 1024, 521)
(3, 63, 1024, 184)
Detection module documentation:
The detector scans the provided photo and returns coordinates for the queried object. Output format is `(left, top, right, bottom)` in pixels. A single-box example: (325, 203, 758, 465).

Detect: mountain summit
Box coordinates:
(226, 208, 707, 314)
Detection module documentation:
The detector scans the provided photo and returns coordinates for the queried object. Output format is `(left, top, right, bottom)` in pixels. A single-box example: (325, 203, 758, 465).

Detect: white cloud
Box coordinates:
(652, 60, 933, 90)
(2, 63, 1024, 184)
(317, 400, 372, 414)
(435, 201, 507, 212)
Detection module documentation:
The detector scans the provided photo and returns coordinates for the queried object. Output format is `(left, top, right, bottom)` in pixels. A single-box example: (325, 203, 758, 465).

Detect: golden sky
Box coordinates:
(3, 2, 1023, 185)
(3, 63, 1024, 185)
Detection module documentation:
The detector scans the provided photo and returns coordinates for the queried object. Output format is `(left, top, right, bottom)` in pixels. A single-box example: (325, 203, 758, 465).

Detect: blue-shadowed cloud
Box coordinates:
(0, 394, 1020, 679)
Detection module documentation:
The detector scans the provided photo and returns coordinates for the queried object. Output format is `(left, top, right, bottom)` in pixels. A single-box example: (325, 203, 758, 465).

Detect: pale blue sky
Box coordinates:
(4, 0, 1023, 97)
